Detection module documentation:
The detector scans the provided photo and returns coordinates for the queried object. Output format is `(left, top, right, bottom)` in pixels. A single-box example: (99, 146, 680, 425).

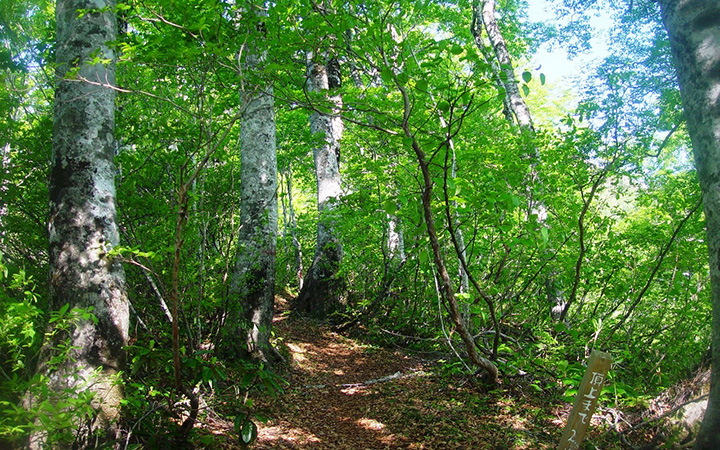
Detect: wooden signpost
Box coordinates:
(557, 350, 612, 450)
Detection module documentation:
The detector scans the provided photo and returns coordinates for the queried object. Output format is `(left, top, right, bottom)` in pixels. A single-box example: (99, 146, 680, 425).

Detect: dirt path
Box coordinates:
(253, 318, 429, 449)
(234, 310, 564, 450)
(196, 302, 679, 449)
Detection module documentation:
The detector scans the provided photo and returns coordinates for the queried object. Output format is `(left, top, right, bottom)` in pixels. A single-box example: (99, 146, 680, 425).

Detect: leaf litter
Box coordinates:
(196, 302, 627, 449)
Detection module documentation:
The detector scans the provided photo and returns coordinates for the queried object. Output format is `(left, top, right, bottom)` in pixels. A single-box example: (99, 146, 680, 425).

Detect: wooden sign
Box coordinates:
(557, 350, 612, 450)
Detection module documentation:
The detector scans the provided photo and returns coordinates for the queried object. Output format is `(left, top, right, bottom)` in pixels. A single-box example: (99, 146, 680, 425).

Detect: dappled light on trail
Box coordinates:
(237, 309, 566, 449)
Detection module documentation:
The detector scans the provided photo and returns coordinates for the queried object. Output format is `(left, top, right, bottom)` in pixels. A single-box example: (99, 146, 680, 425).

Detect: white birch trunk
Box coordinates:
(29, 1, 129, 447)
(386, 211, 405, 264)
(657, 2, 720, 448)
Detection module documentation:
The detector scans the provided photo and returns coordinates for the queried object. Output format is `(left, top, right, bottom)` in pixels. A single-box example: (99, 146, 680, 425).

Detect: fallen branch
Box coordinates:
(379, 328, 442, 342)
(304, 370, 429, 389)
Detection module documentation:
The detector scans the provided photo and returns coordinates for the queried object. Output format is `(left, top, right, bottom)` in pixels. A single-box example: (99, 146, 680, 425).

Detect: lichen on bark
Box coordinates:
(28, 0, 129, 447)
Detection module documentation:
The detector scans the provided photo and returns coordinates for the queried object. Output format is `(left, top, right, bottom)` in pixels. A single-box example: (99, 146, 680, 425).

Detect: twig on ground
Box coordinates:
(303, 369, 429, 389)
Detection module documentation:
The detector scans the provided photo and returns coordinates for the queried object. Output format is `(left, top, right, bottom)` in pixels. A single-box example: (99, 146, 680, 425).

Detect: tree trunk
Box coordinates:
(656, 2, 720, 448)
(232, 16, 279, 361)
(416, 151, 498, 382)
(473, 0, 534, 130)
(29, 0, 129, 447)
(393, 74, 498, 381)
(386, 210, 405, 265)
(473, 0, 566, 321)
(293, 53, 345, 317)
(280, 163, 304, 290)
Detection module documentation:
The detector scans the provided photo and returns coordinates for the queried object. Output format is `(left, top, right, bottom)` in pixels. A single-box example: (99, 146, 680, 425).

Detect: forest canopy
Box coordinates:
(0, 0, 718, 448)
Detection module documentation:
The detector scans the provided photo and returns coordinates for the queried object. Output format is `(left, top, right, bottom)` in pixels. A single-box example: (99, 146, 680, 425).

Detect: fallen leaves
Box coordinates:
(230, 317, 568, 449)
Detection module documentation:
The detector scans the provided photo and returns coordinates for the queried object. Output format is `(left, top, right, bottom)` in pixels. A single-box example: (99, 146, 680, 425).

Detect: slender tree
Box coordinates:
(231, 6, 279, 362)
(472, 0, 567, 321)
(29, 0, 129, 447)
(280, 163, 304, 290)
(472, 0, 534, 130)
(656, 1, 720, 448)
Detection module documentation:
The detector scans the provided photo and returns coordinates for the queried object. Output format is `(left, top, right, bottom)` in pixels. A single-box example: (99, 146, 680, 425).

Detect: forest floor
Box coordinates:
(198, 299, 664, 449)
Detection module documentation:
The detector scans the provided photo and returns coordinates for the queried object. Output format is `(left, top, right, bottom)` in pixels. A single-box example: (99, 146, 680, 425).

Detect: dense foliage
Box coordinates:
(0, 0, 711, 447)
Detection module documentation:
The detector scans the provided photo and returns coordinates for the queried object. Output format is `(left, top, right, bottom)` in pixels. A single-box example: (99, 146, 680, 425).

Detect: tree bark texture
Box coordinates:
(657, 1, 720, 448)
(386, 211, 405, 266)
(232, 35, 278, 362)
(294, 53, 345, 317)
(474, 0, 534, 130)
(30, 0, 129, 447)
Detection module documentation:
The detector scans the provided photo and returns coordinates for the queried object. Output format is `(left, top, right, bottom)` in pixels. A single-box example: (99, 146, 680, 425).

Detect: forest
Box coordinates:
(1, 0, 719, 448)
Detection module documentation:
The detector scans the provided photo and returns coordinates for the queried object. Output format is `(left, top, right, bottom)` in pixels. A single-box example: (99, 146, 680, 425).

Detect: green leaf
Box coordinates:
(522, 71, 532, 83)
(201, 366, 212, 382)
(419, 249, 429, 265)
(437, 100, 450, 112)
(521, 84, 530, 96)
(240, 372, 256, 388)
(416, 78, 428, 92)
(234, 415, 244, 434)
(396, 72, 409, 86)
(540, 73, 546, 85)
(240, 419, 258, 445)
(497, 343, 513, 354)
(380, 67, 394, 84)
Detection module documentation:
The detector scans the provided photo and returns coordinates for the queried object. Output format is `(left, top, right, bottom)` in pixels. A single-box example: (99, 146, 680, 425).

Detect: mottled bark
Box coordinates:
(386, 211, 405, 265)
(656, 2, 720, 448)
(293, 53, 345, 317)
(0, 144, 9, 236)
(232, 31, 278, 361)
(473, 0, 534, 130)
(29, 0, 129, 447)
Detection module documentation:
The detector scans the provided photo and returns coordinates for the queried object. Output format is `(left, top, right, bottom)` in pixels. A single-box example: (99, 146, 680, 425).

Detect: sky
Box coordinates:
(526, 0, 613, 89)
